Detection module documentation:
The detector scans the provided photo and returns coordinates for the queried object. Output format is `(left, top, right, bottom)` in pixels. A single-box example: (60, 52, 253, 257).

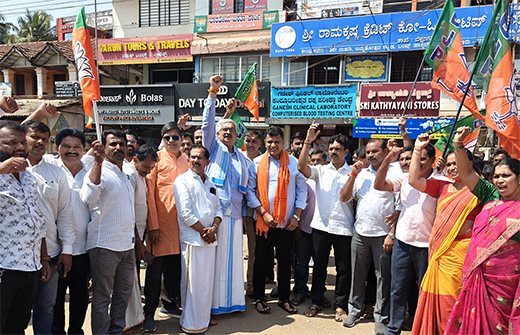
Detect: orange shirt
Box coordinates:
(146, 149, 189, 256)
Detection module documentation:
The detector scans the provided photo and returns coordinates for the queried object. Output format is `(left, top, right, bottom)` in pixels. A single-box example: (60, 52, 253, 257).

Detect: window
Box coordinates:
(140, 0, 189, 27)
(54, 74, 66, 82)
(307, 56, 340, 85)
(200, 55, 271, 83)
(152, 68, 193, 83)
(288, 57, 307, 85)
(390, 51, 432, 82)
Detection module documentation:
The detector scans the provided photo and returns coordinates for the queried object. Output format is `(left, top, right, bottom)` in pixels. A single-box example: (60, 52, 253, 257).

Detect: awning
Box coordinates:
(191, 31, 271, 55)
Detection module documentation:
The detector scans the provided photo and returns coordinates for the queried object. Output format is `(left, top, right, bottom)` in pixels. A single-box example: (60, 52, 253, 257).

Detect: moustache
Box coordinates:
(192, 162, 200, 167)
(114, 150, 124, 155)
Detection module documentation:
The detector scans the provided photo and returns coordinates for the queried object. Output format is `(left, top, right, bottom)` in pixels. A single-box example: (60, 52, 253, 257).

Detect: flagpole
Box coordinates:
(441, 69, 477, 157)
(93, 0, 102, 140)
(92, 101, 102, 140)
(401, 52, 427, 117)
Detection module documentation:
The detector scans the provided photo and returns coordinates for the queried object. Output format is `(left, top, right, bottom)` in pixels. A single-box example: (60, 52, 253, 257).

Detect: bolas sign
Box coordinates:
(359, 82, 440, 117)
(96, 85, 175, 124)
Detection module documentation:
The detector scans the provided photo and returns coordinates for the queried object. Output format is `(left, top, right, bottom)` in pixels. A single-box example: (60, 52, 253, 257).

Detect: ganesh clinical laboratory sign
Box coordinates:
(97, 35, 193, 65)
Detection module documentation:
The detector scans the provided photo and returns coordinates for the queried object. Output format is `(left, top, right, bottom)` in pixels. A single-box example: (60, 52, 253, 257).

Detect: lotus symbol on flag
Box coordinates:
(74, 42, 95, 81)
(126, 89, 137, 105)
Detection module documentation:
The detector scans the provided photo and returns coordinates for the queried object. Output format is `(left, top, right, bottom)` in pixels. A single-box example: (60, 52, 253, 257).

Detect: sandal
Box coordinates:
(278, 300, 298, 314)
(335, 308, 347, 322)
(304, 304, 322, 317)
(123, 324, 145, 335)
(209, 318, 218, 326)
(255, 299, 271, 314)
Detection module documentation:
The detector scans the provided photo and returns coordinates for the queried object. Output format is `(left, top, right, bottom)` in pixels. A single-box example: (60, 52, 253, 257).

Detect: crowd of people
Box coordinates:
(0, 74, 519, 335)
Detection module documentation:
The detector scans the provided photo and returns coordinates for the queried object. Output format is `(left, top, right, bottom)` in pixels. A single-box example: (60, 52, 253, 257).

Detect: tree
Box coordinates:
(0, 13, 17, 44)
(15, 9, 56, 42)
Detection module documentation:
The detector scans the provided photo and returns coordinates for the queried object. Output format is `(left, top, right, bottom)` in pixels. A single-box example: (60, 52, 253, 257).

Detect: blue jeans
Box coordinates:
(385, 239, 428, 335)
(33, 255, 60, 335)
(294, 230, 313, 295)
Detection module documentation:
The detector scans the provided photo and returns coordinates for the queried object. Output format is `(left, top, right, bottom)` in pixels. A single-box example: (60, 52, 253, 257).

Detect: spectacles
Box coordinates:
(127, 139, 137, 144)
(163, 135, 180, 141)
(220, 127, 236, 133)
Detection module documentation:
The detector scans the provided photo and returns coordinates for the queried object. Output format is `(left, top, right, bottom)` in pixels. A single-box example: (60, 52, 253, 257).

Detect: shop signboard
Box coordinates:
(174, 82, 270, 121)
(353, 118, 454, 139)
(96, 85, 175, 125)
(0, 83, 12, 97)
(359, 82, 440, 117)
(55, 81, 82, 98)
(194, 10, 278, 33)
(271, 85, 356, 118)
(271, 5, 497, 56)
(345, 54, 388, 81)
(97, 35, 193, 65)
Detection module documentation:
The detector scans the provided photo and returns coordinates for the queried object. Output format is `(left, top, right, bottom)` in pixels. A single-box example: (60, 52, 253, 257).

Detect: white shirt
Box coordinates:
(389, 171, 448, 248)
(0, 171, 47, 271)
(124, 162, 148, 241)
(353, 164, 401, 237)
(309, 163, 355, 236)
(80, 160, 135, 252)
(174, 169, 222, 247)
(43, 155, 90, 255)
(246, 154, 307, 227)
(27, 159, 75, 257)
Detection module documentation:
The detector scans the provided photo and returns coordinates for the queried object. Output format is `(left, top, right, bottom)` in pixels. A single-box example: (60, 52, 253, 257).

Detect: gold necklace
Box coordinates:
(486, 200, 520, 233)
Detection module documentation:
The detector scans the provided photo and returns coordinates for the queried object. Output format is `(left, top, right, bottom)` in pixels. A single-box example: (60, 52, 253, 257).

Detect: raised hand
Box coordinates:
(352, 160, 364, 175)
(453, 126, 471, 144)
(415, 133, 431, 150)
(35, 102, 60, 119)
(177, 113, 191, 130)
(305, 121, 321, 143)
(210, 75, 223, 91)
(387, 146, 403, 163)
(0, 96, 19, 114)
(398, 117, 407, 132)
(0, 157, 28, 174)
(92, 142, 105, 164)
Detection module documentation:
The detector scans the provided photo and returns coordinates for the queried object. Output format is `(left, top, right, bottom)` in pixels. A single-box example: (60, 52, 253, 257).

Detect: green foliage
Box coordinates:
(14, 9, 56, 42)
(0, 13, 17, 44)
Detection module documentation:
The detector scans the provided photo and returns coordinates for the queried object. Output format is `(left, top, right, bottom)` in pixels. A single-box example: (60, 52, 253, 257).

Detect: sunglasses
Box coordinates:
(163, 135, 180, 141)
(220, 127, 236, 133)
(127, 139, 137, 144)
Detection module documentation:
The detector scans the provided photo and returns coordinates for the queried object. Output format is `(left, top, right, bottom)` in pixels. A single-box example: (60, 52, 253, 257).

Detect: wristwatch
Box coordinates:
(293, 214, 301, 221)
(388, 232, 395, 240)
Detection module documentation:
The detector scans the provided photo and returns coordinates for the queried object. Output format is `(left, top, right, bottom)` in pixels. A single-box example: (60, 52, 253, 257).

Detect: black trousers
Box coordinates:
(0, 269, 40, 335)
(143, 254, 180, 317)
(253, 228, 294, 301)
(310, 229, 352, 310)
(52, 253, 90, 335)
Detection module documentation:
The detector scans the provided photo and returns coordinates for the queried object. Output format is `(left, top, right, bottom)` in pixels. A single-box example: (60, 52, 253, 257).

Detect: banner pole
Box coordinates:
(401, 52, 427, 117)
(92, 100, 102, 140)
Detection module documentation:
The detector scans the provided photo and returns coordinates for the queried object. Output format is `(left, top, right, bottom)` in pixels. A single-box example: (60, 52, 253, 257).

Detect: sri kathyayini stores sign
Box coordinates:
(359, 82, 440, 117)
(97, 35, 193, 65)
(95, 85, 175, 124)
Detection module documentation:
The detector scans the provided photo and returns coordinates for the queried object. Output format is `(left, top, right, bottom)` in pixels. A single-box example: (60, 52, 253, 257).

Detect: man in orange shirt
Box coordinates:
(143, 122, 189, 332)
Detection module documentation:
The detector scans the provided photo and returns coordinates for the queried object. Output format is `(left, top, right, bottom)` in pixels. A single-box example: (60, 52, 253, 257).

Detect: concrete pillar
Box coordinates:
(67, 64, 78, 81)
(35, 67, 49, 97)
(2, 69, 15, 83)
(284, 125, 291, 150)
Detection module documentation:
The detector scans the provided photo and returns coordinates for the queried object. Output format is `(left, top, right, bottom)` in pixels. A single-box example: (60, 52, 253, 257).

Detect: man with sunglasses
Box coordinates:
(203, 75, 250, 318)
(143, 122, 189, 332)
(124, 129, 139, 167)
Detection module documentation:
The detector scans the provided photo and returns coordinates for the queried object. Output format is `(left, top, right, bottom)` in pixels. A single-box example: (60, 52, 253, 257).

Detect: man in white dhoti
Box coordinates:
(174, 145, 222, 334)
(202, 75, 249, 316)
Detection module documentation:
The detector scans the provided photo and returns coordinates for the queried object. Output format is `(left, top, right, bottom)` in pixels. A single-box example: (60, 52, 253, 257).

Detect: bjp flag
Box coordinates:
(472, 0, 520, 159)
(72, 6, 100, 128)
(235, 63, 259, 122)
(424, 0, 482, 120)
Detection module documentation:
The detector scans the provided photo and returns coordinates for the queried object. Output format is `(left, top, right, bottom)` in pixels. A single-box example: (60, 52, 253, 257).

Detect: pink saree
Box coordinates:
(444, 199, 520, 335)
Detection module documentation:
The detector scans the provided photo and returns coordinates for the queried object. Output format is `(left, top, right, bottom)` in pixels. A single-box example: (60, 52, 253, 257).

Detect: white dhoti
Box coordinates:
(180, 243, 216, 334)
(124, 266, 144, 330)
(211, 216, 245, 314)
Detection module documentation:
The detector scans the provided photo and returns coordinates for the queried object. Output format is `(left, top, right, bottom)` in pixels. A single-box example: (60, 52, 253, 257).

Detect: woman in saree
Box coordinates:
(444, 127, 520, 335)
(408, 133, 482, 335)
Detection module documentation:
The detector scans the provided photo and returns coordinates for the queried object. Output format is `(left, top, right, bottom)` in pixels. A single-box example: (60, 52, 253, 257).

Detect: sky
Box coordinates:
(1, 0, 112, 28)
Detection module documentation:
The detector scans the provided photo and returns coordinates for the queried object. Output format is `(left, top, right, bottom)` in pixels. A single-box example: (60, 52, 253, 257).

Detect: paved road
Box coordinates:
(27, 240, 413, 335)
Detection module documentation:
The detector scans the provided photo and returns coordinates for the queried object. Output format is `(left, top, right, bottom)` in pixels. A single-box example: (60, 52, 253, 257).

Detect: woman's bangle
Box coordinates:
(349, 171, 358, 177)
(454, 145, 465, 152)
(304, 142, 312, 145)
(260, 210, 267, 217)
(208, 87, 218, 94)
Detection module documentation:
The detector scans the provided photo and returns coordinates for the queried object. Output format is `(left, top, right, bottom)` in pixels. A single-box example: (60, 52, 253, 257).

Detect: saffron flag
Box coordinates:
(472, 0, 520, 159)
(424, 0, 482, 120)
(228, 110, 248, 148)
(72, 6, 100, 128)
(235, 63, 259, 121)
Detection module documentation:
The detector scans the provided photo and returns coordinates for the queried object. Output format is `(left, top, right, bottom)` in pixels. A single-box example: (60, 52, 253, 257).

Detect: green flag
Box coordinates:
(235, 63, 259, 121)
(432, 115, 482, 153)
(228, 110, 247, 148)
